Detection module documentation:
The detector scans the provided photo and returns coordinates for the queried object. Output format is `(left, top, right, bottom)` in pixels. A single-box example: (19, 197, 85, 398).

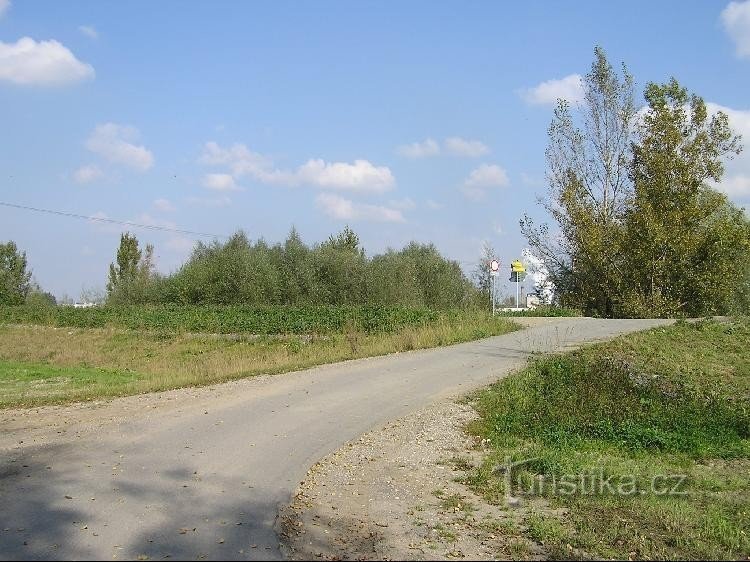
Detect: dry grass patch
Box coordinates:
(0, 313, 518, 408)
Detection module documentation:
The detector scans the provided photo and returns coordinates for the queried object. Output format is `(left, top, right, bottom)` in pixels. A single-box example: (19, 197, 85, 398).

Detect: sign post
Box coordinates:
(489, 259, 499, 315)
(510, 260, 526, 308)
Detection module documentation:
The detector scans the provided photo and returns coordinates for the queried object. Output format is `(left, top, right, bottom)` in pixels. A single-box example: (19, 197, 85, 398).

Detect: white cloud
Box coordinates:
(199, 141, 272, 177)
(722, 1, 750, 59)
(153, 198, 176, 212)
(0, 37, 94, 85)
(397, 138, 440, 158)
(716, 174, 750, 199)
(73, 164, 103, 184)
(316, 193, 405, 223)
(0, 0, 10, 18)
(85, 123, 154, 171)
(464, 164, 510, 188)
(426, 199, 443, 210)
(79, 25, 99, 39)
(295, 159, 394, 193)
(707, 102, 750, 140)
(200, 142, 395, 194)
(706, 102, 750, 202)
(397, 137, 489, 158)
(462, 164, 510, 201)
(202, 173, 242, 191)
(444, 137, 490, 157)
(520, 74, 584, 106)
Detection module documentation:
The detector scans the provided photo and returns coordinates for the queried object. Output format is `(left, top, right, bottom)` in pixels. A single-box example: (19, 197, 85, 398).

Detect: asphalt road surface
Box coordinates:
(0, 317, 670, 560)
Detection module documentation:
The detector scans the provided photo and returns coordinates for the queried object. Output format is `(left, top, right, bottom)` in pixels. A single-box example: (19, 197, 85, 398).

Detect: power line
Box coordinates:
(0, 201, 228, 239)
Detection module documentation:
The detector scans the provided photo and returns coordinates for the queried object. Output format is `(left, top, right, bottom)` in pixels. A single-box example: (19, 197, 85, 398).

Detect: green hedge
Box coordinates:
(0, 304, 440, 334)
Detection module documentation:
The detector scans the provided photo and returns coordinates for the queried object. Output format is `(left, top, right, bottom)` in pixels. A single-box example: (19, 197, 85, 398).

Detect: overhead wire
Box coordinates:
(0, 201, 228, 239)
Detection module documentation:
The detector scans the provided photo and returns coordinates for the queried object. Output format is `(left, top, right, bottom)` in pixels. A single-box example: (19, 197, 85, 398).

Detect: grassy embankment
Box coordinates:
(0, 304, 519, 408)
(465, 318, 749, 560)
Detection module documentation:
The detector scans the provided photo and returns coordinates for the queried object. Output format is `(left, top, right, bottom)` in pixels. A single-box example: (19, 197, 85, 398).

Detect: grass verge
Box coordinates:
(465, 318, 749, 560)
(0, 311, 518, 409)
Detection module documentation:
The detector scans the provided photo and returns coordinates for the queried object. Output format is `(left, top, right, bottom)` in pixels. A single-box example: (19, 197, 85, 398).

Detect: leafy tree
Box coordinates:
(522, 46, 636, 316)
(522, 47, 748, 318)
(26, 283, 57, 307)
(107, 232, 142, 295)
(622, 79, 744, 316)
(0, 241, 32, 305)
(472, 242, 499, 309)
(313, 227, 367, 304)
(106, 233, 159, 303)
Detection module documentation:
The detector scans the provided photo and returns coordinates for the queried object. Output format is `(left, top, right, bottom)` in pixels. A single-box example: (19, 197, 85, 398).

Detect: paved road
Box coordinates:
(0, 317, 669, 560)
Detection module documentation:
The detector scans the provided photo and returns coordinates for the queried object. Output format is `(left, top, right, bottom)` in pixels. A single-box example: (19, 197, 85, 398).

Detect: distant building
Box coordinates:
(526, 293, 541, 309)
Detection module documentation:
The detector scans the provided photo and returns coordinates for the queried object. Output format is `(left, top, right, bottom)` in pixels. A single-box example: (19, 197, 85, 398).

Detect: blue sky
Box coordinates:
(1, 0, 749, 299)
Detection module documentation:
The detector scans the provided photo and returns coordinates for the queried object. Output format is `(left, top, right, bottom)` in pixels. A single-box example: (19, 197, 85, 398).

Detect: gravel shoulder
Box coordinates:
(279, 400, 547, 561)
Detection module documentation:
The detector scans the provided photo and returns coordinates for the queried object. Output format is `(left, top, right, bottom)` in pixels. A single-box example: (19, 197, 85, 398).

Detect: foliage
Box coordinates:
(495, 305, 581, 317)
(25, 285, 57, 307)
(0, 303, 444, 334)
(522, 47, 749, 318)
(113, 227, 480, 309)
(106, 232, 157, 304)
(467, 319, 750, 559)
(623, 79, 746, 317)
(522, 46, 636, 316)
(0, 241, 32, 305)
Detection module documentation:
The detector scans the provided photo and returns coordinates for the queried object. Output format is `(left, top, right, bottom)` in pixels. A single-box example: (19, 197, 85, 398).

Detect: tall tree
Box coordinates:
(0, 241, 32, 305)
(522, 47, 636, 316)
(472, 241, 498, 308)
(623, 78, 744, 316)
(106, 232, 145, 298)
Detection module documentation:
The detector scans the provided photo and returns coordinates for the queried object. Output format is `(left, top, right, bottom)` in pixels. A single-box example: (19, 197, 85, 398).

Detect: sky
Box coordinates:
(1, 0, 749, 299)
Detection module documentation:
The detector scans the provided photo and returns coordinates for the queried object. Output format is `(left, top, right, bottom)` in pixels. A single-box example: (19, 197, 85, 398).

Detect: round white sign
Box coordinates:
(490, 259, 499, 272)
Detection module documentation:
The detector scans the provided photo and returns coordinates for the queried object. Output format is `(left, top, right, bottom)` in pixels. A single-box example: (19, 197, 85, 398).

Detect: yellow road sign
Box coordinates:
(511, 260, 525, 273)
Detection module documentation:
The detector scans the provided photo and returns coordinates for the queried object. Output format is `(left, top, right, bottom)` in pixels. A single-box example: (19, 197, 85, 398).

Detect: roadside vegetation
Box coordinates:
(0, 310, 518, 408)
(0, 303, 442, 334)
(466, 318, 750, 560)
(523, 47, 750, 318)
(494, 305, 581, 318)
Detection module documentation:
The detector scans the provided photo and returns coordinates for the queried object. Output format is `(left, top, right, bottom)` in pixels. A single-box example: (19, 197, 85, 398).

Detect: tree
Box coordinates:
(107, 232, 142, 295)
(622, 78, 744, 316)
(26, 282, 57, 307)
(522, 46, 748, 318)
(472, 242, 498, 309)
(106, 233, 159, 303)
(522, 46, 636, 316)
(0, 241, 32, 305)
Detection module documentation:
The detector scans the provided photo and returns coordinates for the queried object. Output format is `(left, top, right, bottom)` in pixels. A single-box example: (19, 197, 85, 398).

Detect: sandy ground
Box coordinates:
(279, 400, 551, 561)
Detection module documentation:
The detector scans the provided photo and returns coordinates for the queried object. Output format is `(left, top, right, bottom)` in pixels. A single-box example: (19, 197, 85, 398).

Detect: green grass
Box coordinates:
(466, 318, 750, 560)
(0, 304, 442, 334)
(0, 310, 519, 408)
(494, 305, 582, 317)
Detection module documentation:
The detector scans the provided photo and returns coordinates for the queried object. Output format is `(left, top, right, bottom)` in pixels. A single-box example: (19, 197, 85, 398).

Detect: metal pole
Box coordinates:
(516, 279, 519, 308)
(491, 274, 495, 315)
